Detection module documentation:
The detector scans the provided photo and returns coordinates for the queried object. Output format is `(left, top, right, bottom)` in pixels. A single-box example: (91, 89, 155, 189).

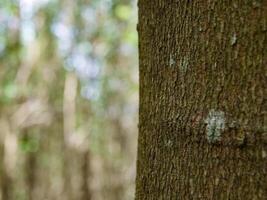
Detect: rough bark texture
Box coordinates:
(136, 1, 267, 199)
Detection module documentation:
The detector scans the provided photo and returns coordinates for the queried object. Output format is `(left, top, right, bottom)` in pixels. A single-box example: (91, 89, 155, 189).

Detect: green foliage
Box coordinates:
(3, 82, 17, 100)
(19, 135, 39, 153)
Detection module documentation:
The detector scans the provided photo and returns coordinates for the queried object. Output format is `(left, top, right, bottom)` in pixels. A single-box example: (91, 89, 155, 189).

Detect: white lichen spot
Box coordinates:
(169, 54, 175, 67)
(205, 109, 226, 143)
(230, 33, 237, 46)
(165, 139, 173, 147)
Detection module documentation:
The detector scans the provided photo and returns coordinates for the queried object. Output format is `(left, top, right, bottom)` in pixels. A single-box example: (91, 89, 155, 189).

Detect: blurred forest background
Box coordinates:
(0, 0, 138, 200)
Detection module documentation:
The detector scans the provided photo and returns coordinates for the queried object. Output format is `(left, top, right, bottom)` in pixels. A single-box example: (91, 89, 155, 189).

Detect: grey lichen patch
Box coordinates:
(169, 54, 175, 67)
(205, 109, 226, 143)
(169, 54, 190, 74)
(189, 178, 194, 195)
(262, 149, 267, 158)
(262, 17, 267, 31)
(252, 0, 261, 8)
(215, 178, 220, 186)
(179, 56, 189, 73)
(230, 33, 237, 46)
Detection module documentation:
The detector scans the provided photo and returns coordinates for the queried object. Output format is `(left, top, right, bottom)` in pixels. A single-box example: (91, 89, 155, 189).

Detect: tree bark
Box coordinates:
(136, 1, 267, 199)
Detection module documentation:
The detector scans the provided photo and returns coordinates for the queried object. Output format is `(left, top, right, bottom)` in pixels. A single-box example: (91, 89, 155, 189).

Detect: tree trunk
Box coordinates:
(81, 150, 91, 200)
(136, 1, 267, 199)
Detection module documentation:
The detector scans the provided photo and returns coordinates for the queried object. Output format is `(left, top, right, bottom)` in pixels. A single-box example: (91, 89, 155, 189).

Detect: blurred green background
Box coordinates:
(0, 0, 138, 199)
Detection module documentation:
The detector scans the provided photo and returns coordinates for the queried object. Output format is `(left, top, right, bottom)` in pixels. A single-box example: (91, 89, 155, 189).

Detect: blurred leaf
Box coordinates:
(20, 136, 39, 153)
(3, 82, 17, 100)
(115, 5, 131, 21)
(123, 29, 137, 45)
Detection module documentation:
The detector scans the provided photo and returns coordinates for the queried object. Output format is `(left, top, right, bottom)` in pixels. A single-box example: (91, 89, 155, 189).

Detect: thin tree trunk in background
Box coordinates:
(63, 73, 78, 200)
(136, 1, 267, 199)
(81, 150, 91, 200)
(0, 123, 9, 200)
(0, 119, 17, 200)
(63, 73, 93, 200)
(24, 138, 36, 200)
(1, 168, 11, 200)
(0, 145, 11, 200)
